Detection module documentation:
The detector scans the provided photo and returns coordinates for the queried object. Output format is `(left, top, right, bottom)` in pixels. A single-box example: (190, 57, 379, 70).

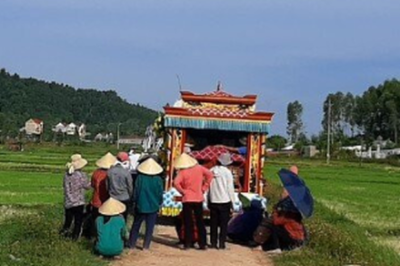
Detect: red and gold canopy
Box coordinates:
(164, 88, 274, 133)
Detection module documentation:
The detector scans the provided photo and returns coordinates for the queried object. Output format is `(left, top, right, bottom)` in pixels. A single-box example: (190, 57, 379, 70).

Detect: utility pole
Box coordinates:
(327, 98, 332, 164)
(117, 123, 122, 150)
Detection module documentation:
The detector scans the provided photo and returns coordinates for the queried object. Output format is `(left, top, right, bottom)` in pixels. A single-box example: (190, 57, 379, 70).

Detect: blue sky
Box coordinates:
(1, 0, 400, 136)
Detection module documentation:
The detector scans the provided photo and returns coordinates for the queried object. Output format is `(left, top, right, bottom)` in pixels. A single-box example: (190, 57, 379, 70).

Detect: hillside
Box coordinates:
(0, 68, 158, 139)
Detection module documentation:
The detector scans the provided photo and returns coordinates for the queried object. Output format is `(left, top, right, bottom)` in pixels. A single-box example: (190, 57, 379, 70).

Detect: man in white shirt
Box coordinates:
(209, 153, 236, 249)
(128, 148, 140, 173)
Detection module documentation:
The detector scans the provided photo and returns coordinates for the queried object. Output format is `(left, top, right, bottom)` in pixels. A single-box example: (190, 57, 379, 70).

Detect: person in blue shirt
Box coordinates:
(218, 137, 248, 156)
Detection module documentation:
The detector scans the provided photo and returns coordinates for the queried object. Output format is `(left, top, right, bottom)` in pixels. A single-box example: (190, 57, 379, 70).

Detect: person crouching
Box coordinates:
(128, 158, 164, 251)
(95, 198, 127, 258)
(253, 166, 307, 254)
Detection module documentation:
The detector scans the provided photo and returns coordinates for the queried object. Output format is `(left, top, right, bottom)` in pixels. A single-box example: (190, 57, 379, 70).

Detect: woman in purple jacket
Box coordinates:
(60, 154, 91, 240)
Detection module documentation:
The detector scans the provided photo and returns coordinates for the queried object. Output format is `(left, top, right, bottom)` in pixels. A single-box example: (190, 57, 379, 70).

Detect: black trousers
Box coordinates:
(62, 205, 85, 240)
(88, 206, 100, 238)
(262, 225, 303, 251)
(209, 202, 231, 249)
(182, 202, 207, 249)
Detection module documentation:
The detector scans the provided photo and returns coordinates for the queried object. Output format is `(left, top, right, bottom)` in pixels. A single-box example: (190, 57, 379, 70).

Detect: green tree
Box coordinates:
(286, 101, 303, 143)
(323, 79, 400, 146)
(267, 135, 287, 151)
(0, 69, 158, 139)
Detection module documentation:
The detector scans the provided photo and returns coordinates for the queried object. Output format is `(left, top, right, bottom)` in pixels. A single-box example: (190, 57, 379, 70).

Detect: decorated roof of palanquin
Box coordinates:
(204, 90, 233, 97)
(187, 107, 249, 119)
(180, 90, 257, 106)
(164, 87, 274, 133)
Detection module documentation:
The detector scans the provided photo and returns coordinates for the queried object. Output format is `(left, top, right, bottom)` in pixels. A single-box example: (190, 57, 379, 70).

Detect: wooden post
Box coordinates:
(327, 98, 332, 164)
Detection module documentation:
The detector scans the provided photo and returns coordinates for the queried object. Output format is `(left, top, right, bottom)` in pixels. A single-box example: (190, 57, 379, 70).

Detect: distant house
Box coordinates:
(52, 122, 89, 139)
(94, 132, 114, 142)
(303, 145, 318, 158)
(53, 123, 67, 133)
(118, 136, 144, 145)
(24, 119, 43, 135)
(66, 123, 77, 135)
(282, 144, 295, 151)
(94, 133, 104, 141)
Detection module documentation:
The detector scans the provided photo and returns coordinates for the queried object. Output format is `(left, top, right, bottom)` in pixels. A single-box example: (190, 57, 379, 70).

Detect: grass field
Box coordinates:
(0, 143, 115, 266)
(266, 160, 400, 235)
(1, 143, 400, 265)
(265, 160, 400, 265)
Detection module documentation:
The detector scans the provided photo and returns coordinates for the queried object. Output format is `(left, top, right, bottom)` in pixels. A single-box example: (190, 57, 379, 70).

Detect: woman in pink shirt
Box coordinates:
(174, 153, 213, 250)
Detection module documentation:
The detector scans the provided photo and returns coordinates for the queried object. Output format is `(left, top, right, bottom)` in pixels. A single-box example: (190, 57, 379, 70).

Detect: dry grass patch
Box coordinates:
(372, 236, 400, 254)
(0, 205, 36, 224)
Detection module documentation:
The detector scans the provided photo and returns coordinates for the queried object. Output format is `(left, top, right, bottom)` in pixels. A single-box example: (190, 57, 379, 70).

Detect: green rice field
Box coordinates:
(1, 143, 400, 265)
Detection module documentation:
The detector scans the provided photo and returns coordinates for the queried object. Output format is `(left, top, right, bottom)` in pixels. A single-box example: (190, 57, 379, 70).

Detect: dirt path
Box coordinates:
(113, 225, 273, 266)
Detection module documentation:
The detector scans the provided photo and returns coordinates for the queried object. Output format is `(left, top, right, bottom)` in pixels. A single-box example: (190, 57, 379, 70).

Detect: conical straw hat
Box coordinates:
(174, 153, 198, 170)
(96, 152, 117, 169)
(99, 197, 126, 216)
(137, 158, 163, 175)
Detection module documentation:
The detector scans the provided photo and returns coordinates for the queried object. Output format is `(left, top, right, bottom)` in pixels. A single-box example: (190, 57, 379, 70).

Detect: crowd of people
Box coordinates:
(61, 150, 164, 257)
(61, 149, 311, 259)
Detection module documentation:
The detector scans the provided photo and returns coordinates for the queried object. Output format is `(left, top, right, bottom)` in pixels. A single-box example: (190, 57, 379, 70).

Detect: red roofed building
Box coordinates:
(25, 118, 44, 135)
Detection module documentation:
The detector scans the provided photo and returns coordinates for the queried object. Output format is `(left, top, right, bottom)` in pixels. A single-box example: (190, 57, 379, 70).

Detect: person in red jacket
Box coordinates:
(84, 152, 117, 238)
(91, 153, 117, 217)
(174, 153, 213, 250)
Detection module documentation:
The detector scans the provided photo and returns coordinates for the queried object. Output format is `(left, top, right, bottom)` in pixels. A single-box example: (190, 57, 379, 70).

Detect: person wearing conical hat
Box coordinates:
(85, 152, 117, 237)
(208, 153, 236, 250)
(95, 197, 127, 258)
(173, 153, 213, 250)
(128, 158, 164, 251)
(91, 153, 117, 209)
(61, 154, 91, 240)
(217, 136, 248, 156)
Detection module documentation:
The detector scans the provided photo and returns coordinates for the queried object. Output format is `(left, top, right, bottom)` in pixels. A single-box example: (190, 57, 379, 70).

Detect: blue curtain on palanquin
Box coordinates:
(164, 117, 270, 134)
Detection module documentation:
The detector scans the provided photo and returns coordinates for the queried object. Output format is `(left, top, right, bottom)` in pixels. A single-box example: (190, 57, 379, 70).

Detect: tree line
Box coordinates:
(0, 68, 158, 141)
(267, 78, 400, 152)
(321, 78, 400, 146)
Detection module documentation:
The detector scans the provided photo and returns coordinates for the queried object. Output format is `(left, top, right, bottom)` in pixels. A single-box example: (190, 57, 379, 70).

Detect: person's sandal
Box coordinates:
(265, 248, 282, 255)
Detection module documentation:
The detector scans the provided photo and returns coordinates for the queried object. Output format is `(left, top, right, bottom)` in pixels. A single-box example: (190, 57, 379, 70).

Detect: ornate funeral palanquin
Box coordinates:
(161, 87, 274, 216)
